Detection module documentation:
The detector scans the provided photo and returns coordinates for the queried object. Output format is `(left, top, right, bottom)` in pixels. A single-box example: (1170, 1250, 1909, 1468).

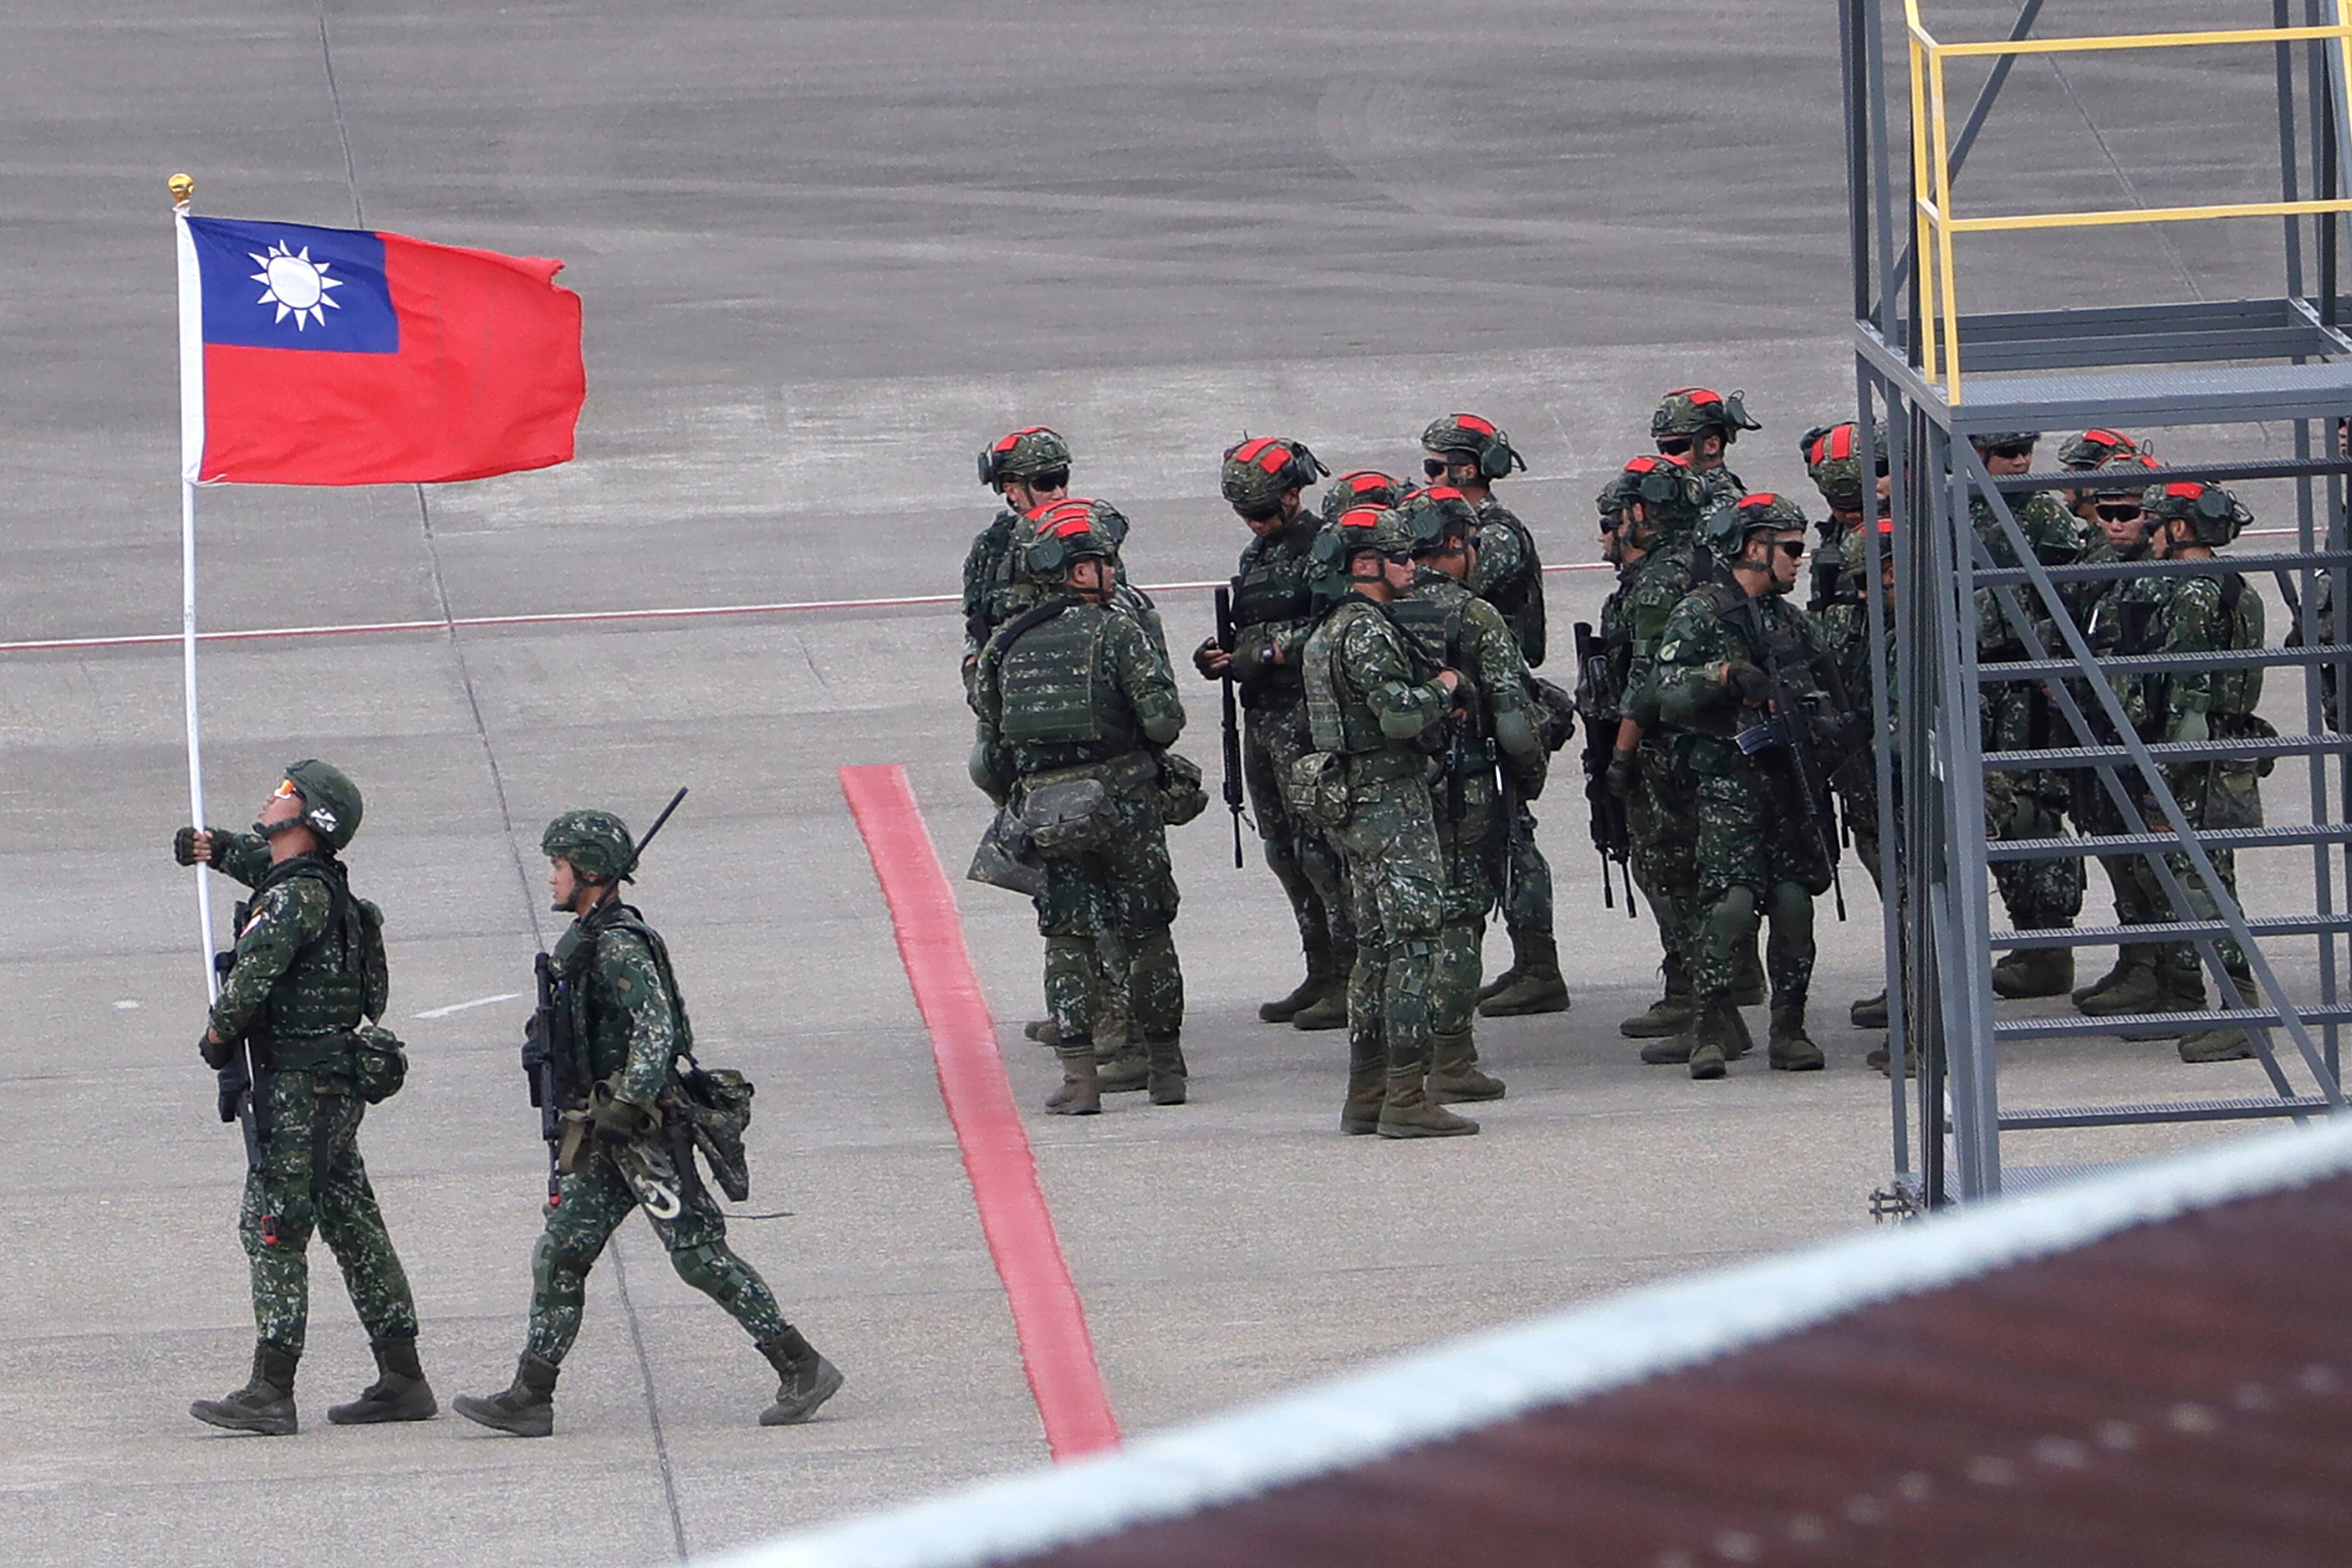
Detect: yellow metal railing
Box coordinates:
(1907, 3, 2352, 402)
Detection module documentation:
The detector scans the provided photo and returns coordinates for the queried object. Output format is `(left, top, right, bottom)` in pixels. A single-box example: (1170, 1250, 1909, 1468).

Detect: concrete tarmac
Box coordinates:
(0, 3, 2328, 1564)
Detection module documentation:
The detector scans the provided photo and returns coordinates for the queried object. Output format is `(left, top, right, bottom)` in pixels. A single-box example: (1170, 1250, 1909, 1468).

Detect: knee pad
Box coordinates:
(671, 1241, 732, 1299)
(531, 1230, 590, 1307)
(1765, 881, 1812, 927)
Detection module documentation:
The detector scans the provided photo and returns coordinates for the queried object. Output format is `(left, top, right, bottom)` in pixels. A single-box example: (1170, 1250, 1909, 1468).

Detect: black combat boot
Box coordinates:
(1144, 1033, 1188, 1105)
(1260, 945, 1335, 1023)
(453, 1353, 559, 1438)
(191, 1340, 299, 1436)
(1767, 995, 1825, 1072)
(327, 1334, 437, 1424)
(1849, 990, 1889, 1029)
(1291, 943, 1354, 1031)
(756, 1328, 845, 1425)
(1046, 1037, 1101, 1114)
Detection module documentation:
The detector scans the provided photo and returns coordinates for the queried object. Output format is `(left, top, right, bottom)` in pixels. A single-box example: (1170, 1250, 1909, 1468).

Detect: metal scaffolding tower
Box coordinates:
(1840, 1, 2352, 1207)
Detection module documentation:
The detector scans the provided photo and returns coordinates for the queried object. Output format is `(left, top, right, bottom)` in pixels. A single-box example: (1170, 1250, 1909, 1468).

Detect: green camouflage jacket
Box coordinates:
(1470, 496, 1546, 668)
(1398, 566, 1547, 788)
(1303, 596, 1452, 759)
(1653, 581, 1834, 746)
(558, 900, 691, 1110)
(1226, 514, 1325, 700)
(975, 594, 1184, 779)
(1621, 531, 1704, 730)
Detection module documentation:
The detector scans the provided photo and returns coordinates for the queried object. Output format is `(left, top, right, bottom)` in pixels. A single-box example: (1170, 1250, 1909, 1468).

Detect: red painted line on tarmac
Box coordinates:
(838, 763, 1122, 1462)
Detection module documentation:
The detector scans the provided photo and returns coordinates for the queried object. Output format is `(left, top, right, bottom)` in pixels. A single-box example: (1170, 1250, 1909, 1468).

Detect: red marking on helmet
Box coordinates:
(1451, 414, 1496, 436)
(1044, 515, 1094, 541)
(2164, 482, 2205, 501)
(995, 425, 1049, 454)
(2084, 428, 2134, 449)
(1878, 518, 1896, 534)
(1232, 437, 1280, 467)
(1343, 471, 1393, 495)
(1423, 486, 1467, 503)
(1812, 423, 1856, 463)
(1031, 497, 1095, 525)
(2132, 454, 2162, 470)
(1259, 445, 1293, 475)
(1669, 387, 1724, 406)
(1624, 455, 1662, 474)
(1338, 506, 1383, 531)
(1736, 493, 1781, 510)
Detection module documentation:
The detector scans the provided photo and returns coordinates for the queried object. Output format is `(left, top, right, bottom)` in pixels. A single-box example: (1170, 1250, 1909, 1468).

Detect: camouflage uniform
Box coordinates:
(1654, 571, 1841, 1074)
(961, 505, 1024, 674)
(1220, 511, 1353, 1014)
(1974, 486, 2098, 944)
(1395, 556, 1547, 1097)
(1303, 565, 1475, 1137)
(1621, 529, 1707, 1009)
(1469, 493, 1558, 972)
(522, 900, 792, 1364)
(1694, 463, 1747, 511)
(976, 556, 1188, 1106)
(207, 836, 417, 1359)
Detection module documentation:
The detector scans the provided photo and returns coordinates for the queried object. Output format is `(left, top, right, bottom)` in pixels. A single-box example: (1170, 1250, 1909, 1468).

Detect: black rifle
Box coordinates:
(523, 786, 689, 1203)
(1213, 584, 1246, 868)
(213, 946, 279, 1247)
(1573, 621, 1637, 917)
(1732, 611, 1851, 921)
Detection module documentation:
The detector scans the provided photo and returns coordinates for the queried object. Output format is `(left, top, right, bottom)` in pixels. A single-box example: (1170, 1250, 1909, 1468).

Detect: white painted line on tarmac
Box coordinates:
(413, 992, 524, 1019)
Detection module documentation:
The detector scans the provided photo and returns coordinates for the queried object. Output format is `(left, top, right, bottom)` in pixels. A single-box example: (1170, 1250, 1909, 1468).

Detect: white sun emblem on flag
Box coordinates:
(248, 241, 345, 330)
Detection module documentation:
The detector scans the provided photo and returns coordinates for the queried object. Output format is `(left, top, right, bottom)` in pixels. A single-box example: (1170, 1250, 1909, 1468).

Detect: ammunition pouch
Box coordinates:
(1156, 751, 1210, 826)
(1530, 678, 1578, 754)
(1018, 753, 1152, 857)
(1286, 750, 1352, 828)
(967, 804, 1047, 896)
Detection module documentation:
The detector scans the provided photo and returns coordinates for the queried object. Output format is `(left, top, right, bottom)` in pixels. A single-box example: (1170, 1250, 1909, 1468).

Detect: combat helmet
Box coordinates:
(2142, 481, 2252, 546)
(1400, 485, 1481, 555)
(1595, 474, 1635, 524)
(1702, 492, 1810, 558)
(273, 759, 362, 852)
(541, 809, 635, 882)
(1651, 387, 1761, 446)
(1800, 420, 1889, 512)
(1023, 496, 1126, 576)
(977, 426, 1073, 489)
(1421, 413, 1528, 481)
(1618, 452, 1708, 531)
(1221, 437, 1329, 514)
(1320, 469, 1405, 522)
(2057, 428, 2144, 470)
(1968, 430, 2042, 454)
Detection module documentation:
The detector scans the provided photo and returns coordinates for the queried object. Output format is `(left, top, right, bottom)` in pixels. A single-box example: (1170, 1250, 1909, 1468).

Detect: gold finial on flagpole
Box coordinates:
(169, 172, 194, 210)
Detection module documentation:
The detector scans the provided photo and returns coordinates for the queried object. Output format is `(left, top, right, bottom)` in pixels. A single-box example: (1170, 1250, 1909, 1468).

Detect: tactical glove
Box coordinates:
(174, 826, 204, 866)
(1192, 636, 1228, 680)
(215, 1062, 250, 1123)
(1605, 747, 1639, 801)
(1727, 662, 1773, 706)
(2168, 710, 2211, 746)
(592, 1095, 652, 1146)
(200, 1029, 235, 1071)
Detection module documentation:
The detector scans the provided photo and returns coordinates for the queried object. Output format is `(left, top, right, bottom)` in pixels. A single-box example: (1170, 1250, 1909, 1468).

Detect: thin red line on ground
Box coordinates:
(838, 763, 1122, 1462)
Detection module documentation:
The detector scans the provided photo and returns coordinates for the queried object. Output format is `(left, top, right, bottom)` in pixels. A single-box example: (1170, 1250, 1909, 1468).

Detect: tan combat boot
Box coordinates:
(1376, 1069, 1480, 1138)
(1479, 928, 1570, 1017)
(1428, 1029, 1505, 1102)
(1290, 943, 1354, 1031)
(1991, 942, 2075, 999)
(1144, 1033, 1188, 1105)
(1045, 1039, 1101, 1114)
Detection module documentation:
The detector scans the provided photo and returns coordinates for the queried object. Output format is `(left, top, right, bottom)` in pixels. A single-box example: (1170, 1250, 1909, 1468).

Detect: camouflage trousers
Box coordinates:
(2093, 759, 2263, 986)
(239, 1070, 417, 1355)
(1629, 740, 1700, 981)
(1692, 750, 1830, 1004)
(1033, 784, 1183, 1046)
(1433, 771, 1501, 1038)
(1246, 699, 1353, 955)
(1334, 769, 1446, 1077)
(1984, 685, 2083, 929)
(1496, 793, 1553, 936)
(525, 1145, 787, 1364)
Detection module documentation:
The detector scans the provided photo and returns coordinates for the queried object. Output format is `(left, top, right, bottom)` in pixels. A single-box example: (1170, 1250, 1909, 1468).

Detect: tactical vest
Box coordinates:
(1474, 500, 1546, 665)
(1391, 581, 1491, 747)
(1683, 582, 1816, 739)
(993, 602, 1135, 750)
(561, 903, 696, 1085)
(239, 855, 384, 1071)
(1306, 600, 1411, 756)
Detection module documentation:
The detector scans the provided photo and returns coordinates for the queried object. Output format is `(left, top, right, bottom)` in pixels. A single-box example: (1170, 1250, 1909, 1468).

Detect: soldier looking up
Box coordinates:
(177, 761, 430, 1436)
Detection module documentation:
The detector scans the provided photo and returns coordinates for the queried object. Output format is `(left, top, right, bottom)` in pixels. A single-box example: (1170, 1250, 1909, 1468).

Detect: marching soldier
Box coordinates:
(973, 499, 1189, 1113)
(176, 761, 431, 1435)
(1419, 414, 1565, 1016)
(2089, 482, 2268, 1063)
(1393, 486, 1550, 1102)
(455, 811, 841, 1436)
(1302, 507, 1478, 1138)
(1193, 438, 1351, 1029)
(1652, 496, 1848, 1078)
(1651, 386, 1761, 510)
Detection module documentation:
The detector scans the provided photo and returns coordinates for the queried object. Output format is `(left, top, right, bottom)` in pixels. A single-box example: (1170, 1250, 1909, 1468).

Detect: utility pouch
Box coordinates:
(1530, 678, 1579, 754)
(1286, 751, 1352, 829)
(351, 1023, 409, 1105)
(671, 1065, 756, 1203)
(967, 804, 1047, 896)
(1019, 777, 1117, 857)
(1156, 751, 1209, 826)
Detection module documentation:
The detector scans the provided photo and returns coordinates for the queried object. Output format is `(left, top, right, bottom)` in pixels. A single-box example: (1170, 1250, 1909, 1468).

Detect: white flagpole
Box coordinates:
(172, 173, 219, 1001)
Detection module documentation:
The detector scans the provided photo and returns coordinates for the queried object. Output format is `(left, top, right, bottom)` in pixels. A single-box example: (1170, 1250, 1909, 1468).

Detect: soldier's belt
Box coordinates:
(1024, 751, 1156, 792)
(1341, 748, 1428, 785)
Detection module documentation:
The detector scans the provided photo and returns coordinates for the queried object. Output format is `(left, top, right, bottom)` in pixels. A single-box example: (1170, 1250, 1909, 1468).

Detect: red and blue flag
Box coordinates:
(176, 216, 585, 486)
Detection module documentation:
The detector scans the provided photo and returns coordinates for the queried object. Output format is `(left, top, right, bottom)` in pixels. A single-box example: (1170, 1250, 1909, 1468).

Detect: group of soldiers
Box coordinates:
(174, 764, 842, 1436)
(958, 394, 2285, 1114)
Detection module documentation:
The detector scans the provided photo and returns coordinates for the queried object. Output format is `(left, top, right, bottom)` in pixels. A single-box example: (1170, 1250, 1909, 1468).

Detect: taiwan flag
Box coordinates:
(176, 215, 585, 486)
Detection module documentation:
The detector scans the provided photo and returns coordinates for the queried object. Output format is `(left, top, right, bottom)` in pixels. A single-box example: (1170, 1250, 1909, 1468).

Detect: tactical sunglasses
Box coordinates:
(2095, 501, 2144, 523)
(1235, 503, 1283, 524)
(1422, 457, 1455, 478)
(1776, 540, 1806, 559)
(1983, 444, 2034, 461)
(1653, 437, 1694, 456)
